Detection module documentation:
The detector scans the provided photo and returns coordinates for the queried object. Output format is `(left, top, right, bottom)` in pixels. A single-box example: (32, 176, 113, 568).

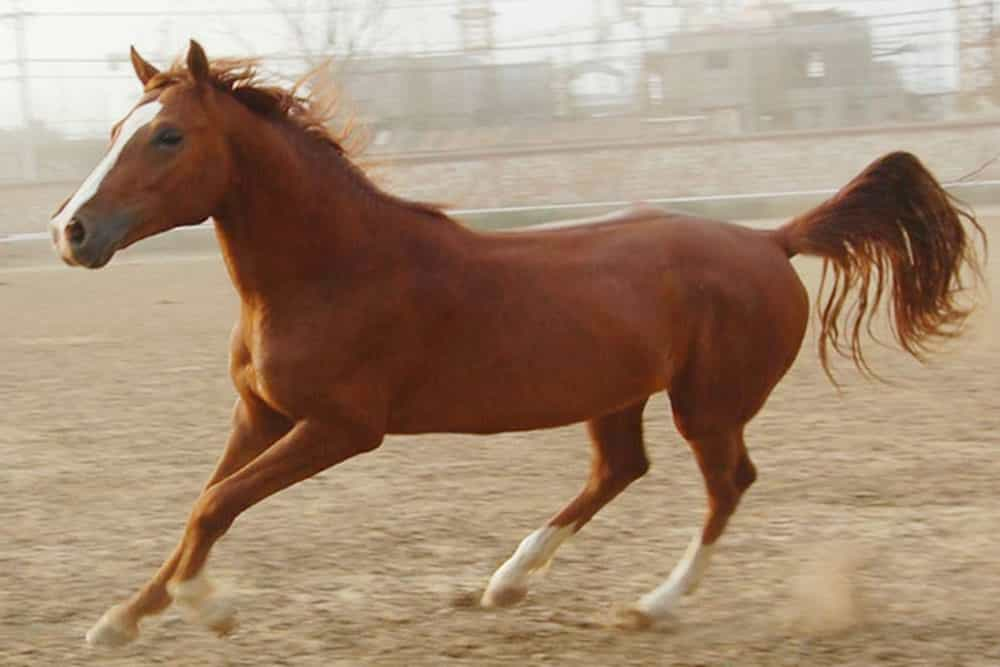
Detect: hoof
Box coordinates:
(480, 584, 528, 608)
(169, 573, 238, 638)
(85, 605, 139, 647)
(610, 605, 658, 632)
(197, 595, 238, 637)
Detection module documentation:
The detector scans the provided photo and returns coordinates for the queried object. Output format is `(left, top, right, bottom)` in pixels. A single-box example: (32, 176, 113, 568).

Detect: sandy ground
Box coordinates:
(1, 195, 999, 666)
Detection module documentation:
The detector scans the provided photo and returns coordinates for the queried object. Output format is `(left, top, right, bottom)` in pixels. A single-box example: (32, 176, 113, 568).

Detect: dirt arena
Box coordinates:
(1, 195, 998, 666)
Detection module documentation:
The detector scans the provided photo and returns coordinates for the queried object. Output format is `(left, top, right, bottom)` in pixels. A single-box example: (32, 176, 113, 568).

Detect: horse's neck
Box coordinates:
(212, 124, 466, 304)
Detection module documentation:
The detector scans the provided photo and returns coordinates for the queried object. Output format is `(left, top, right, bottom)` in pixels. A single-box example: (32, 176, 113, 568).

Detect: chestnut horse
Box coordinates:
(51, 41, 984, 646)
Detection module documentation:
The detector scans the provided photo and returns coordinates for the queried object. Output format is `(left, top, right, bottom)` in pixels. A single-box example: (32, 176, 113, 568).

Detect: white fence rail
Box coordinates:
(5, 179, 999, 245)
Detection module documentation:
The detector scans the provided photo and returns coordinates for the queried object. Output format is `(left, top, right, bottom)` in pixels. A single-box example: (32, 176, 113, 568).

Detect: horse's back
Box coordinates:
(504, 203, 800, 296)
(487, 203, 805, 332)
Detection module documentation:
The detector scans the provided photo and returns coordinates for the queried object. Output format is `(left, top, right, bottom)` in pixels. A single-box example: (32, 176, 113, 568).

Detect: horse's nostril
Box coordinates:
(66, 219, 87, 246)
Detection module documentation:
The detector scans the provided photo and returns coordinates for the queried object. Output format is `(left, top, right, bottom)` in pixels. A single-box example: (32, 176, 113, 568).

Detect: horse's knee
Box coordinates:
(190, 489, 234, 539)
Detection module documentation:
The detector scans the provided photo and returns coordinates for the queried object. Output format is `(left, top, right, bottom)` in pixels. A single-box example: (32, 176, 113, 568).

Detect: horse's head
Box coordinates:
(50, 40, 232, 268)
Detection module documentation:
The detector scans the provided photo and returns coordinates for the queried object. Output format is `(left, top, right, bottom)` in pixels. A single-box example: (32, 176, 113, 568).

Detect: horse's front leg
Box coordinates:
(85, 396, 291, 647)
(162, 416, 383, 637)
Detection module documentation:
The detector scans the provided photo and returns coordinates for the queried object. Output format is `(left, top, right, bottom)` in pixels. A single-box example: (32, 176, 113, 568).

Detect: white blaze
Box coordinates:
(50, 100, 163, 233)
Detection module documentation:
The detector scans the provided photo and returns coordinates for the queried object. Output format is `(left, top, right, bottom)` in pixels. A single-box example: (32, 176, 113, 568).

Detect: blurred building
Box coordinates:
(640, 7, 910, 133)
(343, 55, 555, 130)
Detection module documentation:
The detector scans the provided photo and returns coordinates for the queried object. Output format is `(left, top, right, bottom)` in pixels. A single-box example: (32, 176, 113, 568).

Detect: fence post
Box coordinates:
(13, 4, 38, 182)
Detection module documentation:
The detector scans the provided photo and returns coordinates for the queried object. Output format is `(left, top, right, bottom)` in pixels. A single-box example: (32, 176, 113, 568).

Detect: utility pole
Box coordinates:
(3, 2, 37, 181)
(455, 0, 496, 54)
(954, 0, 995, 111)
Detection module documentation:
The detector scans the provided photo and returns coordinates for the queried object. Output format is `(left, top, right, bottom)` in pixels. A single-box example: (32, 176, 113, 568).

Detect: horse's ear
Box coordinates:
(129, 45, 160, 87)
(186, 39, 210, 84)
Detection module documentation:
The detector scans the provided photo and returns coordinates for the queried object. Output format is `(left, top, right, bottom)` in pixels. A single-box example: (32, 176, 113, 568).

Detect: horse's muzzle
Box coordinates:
(50, 210, 131, 269)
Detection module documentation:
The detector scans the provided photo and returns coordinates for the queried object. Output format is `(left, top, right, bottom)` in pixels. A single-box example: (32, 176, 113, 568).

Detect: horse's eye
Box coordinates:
(153, 127, 183, 148)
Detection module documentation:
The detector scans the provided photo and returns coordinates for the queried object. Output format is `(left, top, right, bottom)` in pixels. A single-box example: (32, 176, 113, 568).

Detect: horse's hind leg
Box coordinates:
(481, 399, 650, 607)
(618, 425, 755, 628)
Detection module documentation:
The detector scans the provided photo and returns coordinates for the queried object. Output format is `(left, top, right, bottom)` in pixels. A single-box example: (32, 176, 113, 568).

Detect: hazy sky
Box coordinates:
(0, 0, 958, 136)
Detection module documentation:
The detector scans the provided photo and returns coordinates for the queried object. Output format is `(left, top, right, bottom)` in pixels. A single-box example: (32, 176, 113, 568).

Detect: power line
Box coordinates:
(12, 3, 500, 17)
(12, 4, 960, 23)
(0, 23, 965, 67)
(1, 4, 964, 62)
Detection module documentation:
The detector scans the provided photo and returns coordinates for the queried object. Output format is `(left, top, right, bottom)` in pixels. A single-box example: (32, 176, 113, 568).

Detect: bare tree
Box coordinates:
(266, 0, 391, 77)
(257, 1, 397, 155)
(219, 0, 392, 139)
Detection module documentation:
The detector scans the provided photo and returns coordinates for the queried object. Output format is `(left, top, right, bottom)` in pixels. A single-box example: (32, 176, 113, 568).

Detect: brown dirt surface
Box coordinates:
(1, 188, 998, 666)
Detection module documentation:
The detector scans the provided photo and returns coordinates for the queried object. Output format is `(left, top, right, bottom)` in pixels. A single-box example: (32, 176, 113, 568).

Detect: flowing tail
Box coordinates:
(773, 151, 986, 382)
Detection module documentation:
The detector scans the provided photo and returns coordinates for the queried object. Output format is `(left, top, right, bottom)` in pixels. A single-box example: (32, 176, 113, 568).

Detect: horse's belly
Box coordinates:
(386, 337, 669, 435)
(388, 233, 687, 434)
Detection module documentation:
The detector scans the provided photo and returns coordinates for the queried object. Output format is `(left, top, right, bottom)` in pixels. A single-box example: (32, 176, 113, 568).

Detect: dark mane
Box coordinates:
(147, 57, 449, 221)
